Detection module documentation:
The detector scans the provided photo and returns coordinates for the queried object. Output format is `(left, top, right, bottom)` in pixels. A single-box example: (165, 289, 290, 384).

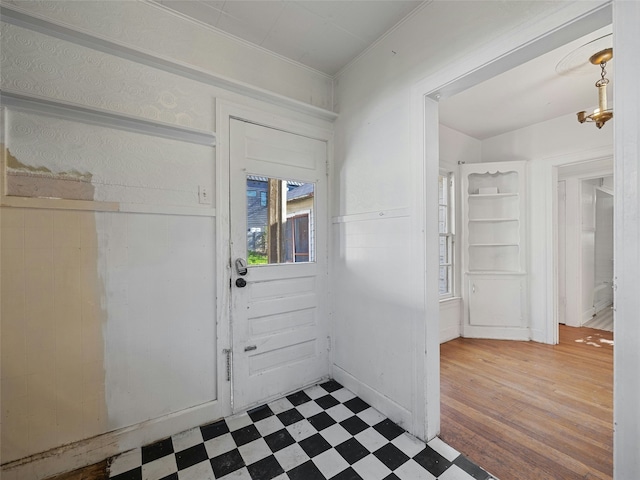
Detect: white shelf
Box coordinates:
(468, 193, 518, 198)
(468, 218, 518, 222)
(469, 243, 519, 247)
(468, 270, 527, 275)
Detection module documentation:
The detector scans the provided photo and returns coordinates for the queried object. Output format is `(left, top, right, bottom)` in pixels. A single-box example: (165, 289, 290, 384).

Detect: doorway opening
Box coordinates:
(557, 161, 614, 335)
(428, 10, 614, 479)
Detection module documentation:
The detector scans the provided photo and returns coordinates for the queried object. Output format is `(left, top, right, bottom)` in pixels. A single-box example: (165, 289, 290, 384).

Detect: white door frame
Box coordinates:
(411, 2, 612, 441)
(612, 3, 640, 474)
(215, 99, 333, 411)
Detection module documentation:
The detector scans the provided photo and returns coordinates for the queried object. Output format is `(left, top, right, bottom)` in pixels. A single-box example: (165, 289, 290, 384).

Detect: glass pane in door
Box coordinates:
(246, 175, 315, 265)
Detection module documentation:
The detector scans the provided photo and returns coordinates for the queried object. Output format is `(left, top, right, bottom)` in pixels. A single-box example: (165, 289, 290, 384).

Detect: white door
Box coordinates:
(229, 119, 329, 412)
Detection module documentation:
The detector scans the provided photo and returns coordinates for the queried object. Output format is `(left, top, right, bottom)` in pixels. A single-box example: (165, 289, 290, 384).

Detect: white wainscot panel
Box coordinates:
(101, 212, 217, 430)
(4, 110, 214, 208)
(331, 216, 414, 421)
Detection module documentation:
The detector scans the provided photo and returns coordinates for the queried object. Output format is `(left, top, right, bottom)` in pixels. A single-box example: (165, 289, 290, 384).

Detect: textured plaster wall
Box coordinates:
(1, 0, 333, 111)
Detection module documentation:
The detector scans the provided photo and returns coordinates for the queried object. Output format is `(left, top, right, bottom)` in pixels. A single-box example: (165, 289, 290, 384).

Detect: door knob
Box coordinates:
(236, 278, 247, 288)
(235, 258, 248, 276)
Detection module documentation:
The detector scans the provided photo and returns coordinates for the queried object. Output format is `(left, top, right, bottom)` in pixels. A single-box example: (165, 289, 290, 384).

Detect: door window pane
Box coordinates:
(246, 175, 315, 265)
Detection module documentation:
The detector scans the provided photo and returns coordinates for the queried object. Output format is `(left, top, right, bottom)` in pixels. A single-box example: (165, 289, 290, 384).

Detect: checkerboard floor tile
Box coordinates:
(108, 380, 497, 480)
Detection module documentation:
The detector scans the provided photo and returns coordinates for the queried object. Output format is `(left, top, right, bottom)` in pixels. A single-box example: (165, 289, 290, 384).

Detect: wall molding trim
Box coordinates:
(331, 208, 410, 224)
(0, 5, 338, 123)
(146, 0, 333, 81)
(1, 90, 217, 146)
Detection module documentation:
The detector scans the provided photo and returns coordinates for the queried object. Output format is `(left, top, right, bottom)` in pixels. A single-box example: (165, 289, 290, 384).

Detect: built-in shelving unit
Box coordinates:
(461, 161, 529, 340)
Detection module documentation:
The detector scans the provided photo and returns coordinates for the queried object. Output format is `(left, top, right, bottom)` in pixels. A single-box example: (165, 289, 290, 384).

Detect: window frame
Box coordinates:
(439, 171, 455, 299)
(284, 211, 311, 263)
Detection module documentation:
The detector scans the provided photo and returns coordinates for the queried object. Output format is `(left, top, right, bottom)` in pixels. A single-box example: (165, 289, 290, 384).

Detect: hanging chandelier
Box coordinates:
(576, 48, 613, 129)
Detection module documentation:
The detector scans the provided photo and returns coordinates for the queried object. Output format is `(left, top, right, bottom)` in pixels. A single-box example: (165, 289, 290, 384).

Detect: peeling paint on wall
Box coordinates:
(6, 172, 95, 201)
(4, 144, 95, 200)
(2, 111, 214, 207)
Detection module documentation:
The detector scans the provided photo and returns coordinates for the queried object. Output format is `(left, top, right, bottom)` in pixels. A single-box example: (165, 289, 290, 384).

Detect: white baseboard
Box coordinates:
(439, 297, 461, 344)
(1, 400, 225, 480)
(331, 365, 412, 433)
(440, 325, 461, 344)
(530, 328, 549, 344)
(582, 308, 596, 325)
(462, 326, 530, 341)
(594, 298, 613, 315)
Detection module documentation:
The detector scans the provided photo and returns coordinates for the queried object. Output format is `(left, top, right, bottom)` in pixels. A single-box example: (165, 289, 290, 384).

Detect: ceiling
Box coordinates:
(439, 24, 614, 140)
(152, 0, 424, 76)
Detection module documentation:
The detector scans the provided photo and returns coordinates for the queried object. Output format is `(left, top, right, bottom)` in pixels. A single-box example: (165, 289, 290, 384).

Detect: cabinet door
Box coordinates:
(468, 276, 524, 329)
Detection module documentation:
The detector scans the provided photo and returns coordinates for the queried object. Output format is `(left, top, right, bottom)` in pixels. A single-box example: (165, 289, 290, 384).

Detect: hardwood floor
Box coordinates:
(440, 325, 613, 480)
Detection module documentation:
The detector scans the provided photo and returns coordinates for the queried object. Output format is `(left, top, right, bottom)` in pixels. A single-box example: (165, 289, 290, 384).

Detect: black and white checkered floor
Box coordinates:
(109, 380, 496, 480)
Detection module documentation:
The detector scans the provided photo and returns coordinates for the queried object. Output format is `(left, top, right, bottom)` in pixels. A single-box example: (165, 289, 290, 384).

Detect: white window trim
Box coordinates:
(439, 171, 455, 299)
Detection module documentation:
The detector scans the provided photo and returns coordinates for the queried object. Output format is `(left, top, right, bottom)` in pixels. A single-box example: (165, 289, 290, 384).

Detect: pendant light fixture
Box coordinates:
(576, 48, 613, 129)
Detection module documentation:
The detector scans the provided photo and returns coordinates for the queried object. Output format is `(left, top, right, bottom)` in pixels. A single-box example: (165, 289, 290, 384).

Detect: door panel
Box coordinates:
(468, 276, 524, 327)
(230, 119, 328, 411)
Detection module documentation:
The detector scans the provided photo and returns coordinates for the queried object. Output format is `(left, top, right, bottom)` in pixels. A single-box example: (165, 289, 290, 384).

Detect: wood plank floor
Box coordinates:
(440, 325, 613, 480)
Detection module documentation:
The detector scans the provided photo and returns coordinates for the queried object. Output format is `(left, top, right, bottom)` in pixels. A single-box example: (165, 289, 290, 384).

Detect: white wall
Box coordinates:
(331, 0, 595, 437)
(481, 113, 614, 163)
(440, 124, 482, 170)
(479, 112, 613, 340)
(0, 3, 332, 477)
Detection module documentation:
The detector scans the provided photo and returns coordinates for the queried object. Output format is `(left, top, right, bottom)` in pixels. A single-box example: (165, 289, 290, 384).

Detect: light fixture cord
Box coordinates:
(595, 61, 609, 118)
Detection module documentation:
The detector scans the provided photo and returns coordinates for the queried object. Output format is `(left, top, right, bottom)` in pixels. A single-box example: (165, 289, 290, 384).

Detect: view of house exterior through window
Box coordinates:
(439, 173, 454, 296)
(246, 175, 315, 265)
